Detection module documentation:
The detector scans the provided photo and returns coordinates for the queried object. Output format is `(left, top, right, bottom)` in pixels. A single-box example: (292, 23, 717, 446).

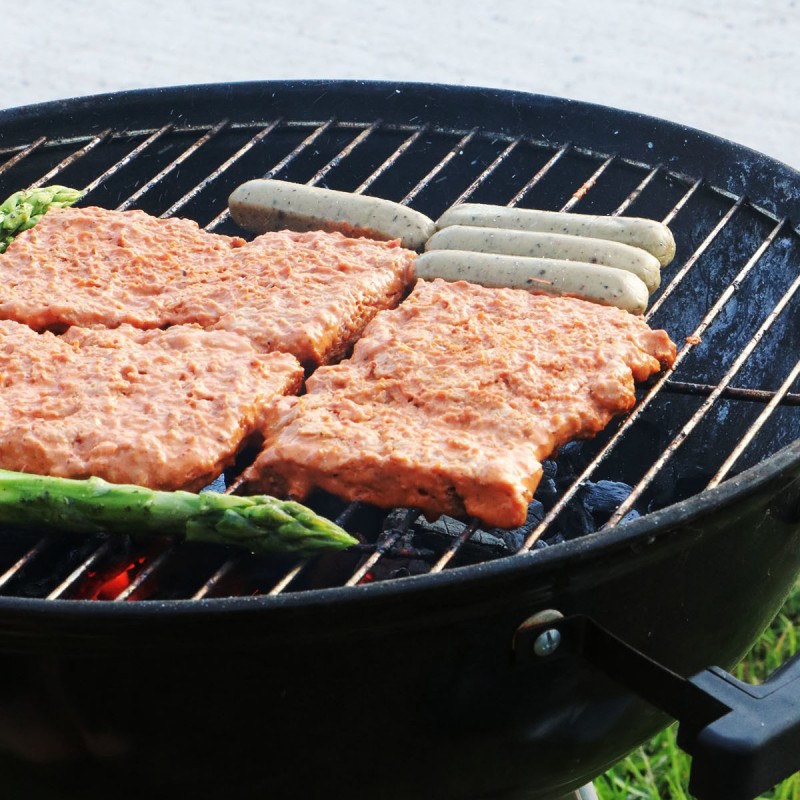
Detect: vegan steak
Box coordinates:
(0, 206, 415, 368)
(0, 320, 303, 491)
(240, 279, 677, 528)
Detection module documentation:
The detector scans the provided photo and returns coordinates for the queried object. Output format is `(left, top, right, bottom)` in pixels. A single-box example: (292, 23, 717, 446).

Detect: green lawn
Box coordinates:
(595, 581, 800, 800)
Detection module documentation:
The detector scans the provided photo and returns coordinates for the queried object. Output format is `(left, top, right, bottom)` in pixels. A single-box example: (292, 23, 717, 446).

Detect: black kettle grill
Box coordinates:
(0, 81, 798, 800)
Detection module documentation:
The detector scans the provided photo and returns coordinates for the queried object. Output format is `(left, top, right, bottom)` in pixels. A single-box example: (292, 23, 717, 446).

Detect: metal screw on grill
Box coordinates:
(533, 628, 562, 657)
(513, 608, 565, 663)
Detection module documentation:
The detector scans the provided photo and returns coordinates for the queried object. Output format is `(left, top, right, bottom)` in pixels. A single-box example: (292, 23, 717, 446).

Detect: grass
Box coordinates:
(595, 580, 800, 800)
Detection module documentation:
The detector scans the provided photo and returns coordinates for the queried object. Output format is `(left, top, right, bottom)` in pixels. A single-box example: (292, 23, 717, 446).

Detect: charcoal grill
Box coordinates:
(0, 81, 798, 800)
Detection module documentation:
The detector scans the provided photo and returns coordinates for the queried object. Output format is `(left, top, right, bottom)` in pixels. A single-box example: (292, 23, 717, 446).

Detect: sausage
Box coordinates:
(228, 179, 436, 250)
(414, 250, 649, 314)
(436, 203, 676, 267)
(425, 225, 661, 293)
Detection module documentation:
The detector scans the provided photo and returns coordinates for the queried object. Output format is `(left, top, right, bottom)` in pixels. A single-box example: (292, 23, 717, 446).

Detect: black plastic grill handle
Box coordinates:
(514, 614, 800, 800)
(681, 658, 800, 800)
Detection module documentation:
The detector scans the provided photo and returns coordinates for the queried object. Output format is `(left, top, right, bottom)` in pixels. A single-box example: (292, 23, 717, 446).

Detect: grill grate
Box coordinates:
(0, 114, 798, 601)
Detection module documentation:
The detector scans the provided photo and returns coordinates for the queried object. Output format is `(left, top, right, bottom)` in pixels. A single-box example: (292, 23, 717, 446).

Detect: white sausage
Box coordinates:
(425, 225, 661, 294)
(229, 179, 436, 250)
(414, 250, 649, 314)
(436, 203, 676, 267)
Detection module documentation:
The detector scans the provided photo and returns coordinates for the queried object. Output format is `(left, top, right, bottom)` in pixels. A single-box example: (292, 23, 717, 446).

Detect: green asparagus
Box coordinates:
(0, 185, 84, 252)
(0, 469, 358, 555)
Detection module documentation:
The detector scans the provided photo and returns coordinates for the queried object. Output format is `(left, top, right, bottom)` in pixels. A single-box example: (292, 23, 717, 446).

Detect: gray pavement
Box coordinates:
(3, 0, 799, 169)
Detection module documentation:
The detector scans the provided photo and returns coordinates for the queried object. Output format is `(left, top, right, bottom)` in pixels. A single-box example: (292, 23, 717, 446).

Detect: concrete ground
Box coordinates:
(2, 0, 798, 170)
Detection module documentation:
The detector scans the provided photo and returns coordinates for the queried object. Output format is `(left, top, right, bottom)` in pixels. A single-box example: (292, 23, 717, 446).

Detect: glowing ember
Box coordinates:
(90, 558, 145, 600)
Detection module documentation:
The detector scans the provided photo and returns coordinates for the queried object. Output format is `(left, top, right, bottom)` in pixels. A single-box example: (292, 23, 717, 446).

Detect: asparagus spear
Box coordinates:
(0, 185, 84, 252)
(0, 469, 357, 555)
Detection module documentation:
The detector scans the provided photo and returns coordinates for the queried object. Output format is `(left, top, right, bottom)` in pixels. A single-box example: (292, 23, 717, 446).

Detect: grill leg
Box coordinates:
(558, 784, 599, 800)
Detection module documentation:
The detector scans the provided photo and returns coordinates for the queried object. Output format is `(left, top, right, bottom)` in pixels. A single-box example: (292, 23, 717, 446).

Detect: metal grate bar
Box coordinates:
(665, 380, 800, 406)
(345, 532, 401, 587)
(258, 118, 336, 182)
(46, 539, 115, 600)
(191, 557, 241, 600)
(646, 195, 747, 319)
(507, 143, 572, 207)
(400, 129, 478, 206)
(267, 502, 364, 595)
(0, 136, 47, 177)
(560, 156, 616, 212)
(164, 118, 284, 221)
(428, 519, 481, 574)
(112, 541, 178, 601)
(189, 475, 269, 598)
(519, 216, 788, 551)
(450, 136, 524, 207)
(81, 124, 174, 198)
(608, 259, 800, 525)
(708, 354, 800, 488)
(29, 130, 113, 189)
(307, 121, 382, 187)
(0, 536, 51, 592)
(205, 118, 336, 230)
(345, 509, 419, 587)
(614, 166, 664, 216)
(267, 559, 309, 596)
(114, 119, 229, 212)
(353, 124, 430, 195)
(662, 177, 703, 226)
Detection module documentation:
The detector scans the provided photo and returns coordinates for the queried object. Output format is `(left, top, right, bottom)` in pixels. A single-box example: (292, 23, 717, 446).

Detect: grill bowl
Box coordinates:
(0, 80, 798, 799)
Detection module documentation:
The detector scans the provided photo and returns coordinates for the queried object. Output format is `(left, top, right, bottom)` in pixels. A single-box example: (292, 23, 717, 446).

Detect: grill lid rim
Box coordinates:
(1, 79, 799, 218)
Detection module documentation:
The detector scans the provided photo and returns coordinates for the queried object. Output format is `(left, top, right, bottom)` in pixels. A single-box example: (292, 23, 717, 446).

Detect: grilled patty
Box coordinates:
(0, 320, 302, 490)
(0, 206, 415, 368)
(240, 279, 677, 528)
